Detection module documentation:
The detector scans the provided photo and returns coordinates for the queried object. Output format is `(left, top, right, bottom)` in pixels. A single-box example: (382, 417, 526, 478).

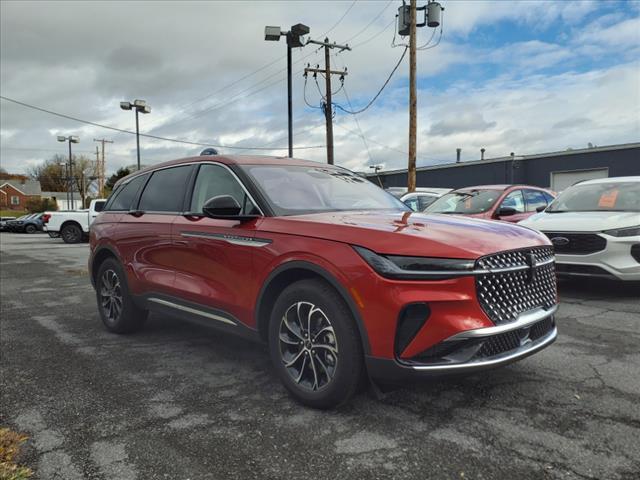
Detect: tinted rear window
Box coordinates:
(138, 166, 192, 212)
(106, 174, 149, 211)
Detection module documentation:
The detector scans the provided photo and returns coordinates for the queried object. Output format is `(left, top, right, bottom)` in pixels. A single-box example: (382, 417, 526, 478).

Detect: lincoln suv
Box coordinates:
(89, 156, 559, 408)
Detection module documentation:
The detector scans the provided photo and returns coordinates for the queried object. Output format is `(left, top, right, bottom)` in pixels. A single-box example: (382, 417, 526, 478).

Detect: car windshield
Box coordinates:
(546, 181, 640, 212)
(241, 165, 409, 215)
(425, 190, 502, 214)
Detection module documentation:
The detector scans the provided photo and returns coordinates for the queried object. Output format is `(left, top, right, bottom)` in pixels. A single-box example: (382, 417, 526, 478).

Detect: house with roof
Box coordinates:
(0, 179, 42, 210)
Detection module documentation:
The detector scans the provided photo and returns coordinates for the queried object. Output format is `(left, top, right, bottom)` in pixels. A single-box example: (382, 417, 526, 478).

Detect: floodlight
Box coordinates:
(133, 99, 146, 107)
(291, 23, 309, 36)
(142, 105, 151, 114)
(265, 26, 282, 41)
(57, 136, 66, 142)
(120, 101, 132, 110)
(70, 136, 80, 143)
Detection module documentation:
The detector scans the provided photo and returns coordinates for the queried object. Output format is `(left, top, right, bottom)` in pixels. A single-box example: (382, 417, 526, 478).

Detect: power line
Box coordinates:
(172, 0, 358, 120)
(316, 0, 358, 39)
(351, 17, 396, 49)
(333, 46, 408, 115)
(343, 0, 393, 44)
(0, 95, 324, 151)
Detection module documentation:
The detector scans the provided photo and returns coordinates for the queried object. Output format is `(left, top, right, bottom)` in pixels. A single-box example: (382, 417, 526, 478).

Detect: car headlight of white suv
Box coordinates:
(602, 226, 640, 237)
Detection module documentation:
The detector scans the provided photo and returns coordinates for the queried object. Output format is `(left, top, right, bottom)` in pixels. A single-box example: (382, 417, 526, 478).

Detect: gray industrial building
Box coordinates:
(365, 142, 639, 191)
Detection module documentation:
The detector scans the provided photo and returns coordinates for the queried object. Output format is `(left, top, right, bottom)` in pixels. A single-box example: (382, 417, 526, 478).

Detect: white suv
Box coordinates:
(520, 176, 640, 281)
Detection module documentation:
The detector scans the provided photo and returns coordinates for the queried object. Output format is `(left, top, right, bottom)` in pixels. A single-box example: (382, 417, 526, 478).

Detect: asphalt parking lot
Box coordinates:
(1, 232, 639, 480)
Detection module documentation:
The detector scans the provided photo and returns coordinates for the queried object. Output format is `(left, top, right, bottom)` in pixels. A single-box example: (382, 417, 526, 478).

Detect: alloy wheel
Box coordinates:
(278, 301, 339, 391)
(100, 269, 123, 324)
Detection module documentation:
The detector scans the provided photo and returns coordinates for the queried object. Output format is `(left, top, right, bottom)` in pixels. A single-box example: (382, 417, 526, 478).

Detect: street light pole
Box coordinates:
(265, 23, 310, 158)
(68, 139, 74, 210)
(135, 107, 141, 171)
(286, 33, 293, 158)
(120, 100, 151, 171)
(57, 135, 79, 210)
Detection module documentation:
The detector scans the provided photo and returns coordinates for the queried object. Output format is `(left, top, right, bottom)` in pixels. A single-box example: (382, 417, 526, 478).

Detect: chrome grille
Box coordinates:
(476, 247, 557, 325)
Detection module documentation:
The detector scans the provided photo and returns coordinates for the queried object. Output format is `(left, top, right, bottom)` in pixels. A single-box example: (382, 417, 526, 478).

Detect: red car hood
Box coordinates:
(258, 210, 549, 259)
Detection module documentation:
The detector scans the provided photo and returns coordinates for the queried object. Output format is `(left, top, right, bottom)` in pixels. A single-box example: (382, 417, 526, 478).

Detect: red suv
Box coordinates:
(425, 185, 555, 222)
(89, 156, 558, 408)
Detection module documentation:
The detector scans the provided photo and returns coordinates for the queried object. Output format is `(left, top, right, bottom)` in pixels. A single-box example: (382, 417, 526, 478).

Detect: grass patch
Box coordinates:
(0, 210, 27, 219)
(0, 428, 32, 480)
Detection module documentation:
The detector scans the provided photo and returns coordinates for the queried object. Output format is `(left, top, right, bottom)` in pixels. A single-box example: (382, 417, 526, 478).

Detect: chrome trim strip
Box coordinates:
(409, 326, 557, 372)
(148, 298, 236, 326)
(180, 231, 271, 247)
(444, 305, 558, 341)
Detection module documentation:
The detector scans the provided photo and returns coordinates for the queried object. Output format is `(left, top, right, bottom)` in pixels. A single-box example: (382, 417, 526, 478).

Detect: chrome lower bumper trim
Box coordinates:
(408, 326, 557, 372)
(445, 304, 558, 341)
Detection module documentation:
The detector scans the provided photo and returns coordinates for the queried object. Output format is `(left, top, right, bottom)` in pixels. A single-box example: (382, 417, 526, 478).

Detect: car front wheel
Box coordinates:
(268, 279, 364, 409)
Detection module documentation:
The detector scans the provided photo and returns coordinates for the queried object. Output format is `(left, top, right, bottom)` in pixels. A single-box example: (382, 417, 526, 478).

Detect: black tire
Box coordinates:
(268, 278, 364, 409)
(95, 257, 148, 334)
(24, 224, 37, 234)
(61, 223, 82, 243)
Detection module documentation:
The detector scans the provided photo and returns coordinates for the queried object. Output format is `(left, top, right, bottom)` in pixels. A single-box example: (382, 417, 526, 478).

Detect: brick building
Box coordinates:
(0, 179, 42, 210)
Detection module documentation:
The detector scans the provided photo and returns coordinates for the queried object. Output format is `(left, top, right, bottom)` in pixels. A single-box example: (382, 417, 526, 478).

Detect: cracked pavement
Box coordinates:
(1, 232, 639, 479)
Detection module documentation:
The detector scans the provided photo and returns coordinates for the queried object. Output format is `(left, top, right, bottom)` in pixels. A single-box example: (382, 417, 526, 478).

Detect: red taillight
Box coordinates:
(43, 214, 51, 224)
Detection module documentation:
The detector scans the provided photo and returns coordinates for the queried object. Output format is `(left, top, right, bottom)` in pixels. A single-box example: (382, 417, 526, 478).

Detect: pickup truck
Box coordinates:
(43, 199, 106, 243)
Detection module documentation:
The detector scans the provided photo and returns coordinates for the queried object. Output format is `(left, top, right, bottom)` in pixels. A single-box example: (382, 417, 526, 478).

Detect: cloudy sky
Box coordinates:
(1, 0, 639, 176)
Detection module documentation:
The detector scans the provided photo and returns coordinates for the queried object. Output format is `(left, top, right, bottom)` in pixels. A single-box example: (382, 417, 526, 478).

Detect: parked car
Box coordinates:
(89, 156, 558, 408)
(0, 216, 17, 231)
(519, 176, 640, 281)
(14, 212, 44, 233)
(5, 213, 42, 233)
(425, 185, 556, 223)
(43, 199, 106, 243)
(400, 190, 451, 212)
(386, 186, 450, 199)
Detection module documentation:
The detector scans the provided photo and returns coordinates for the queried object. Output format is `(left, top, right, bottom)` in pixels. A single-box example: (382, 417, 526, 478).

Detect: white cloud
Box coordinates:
(1, 0, 638, 177)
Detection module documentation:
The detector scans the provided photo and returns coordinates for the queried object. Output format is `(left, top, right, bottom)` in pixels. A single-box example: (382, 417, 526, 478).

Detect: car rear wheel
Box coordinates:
(24, 224, 37, 234)
(96, 258, 147, 333)
(61, 223, 82, 243)
(268, 279, 363, 409)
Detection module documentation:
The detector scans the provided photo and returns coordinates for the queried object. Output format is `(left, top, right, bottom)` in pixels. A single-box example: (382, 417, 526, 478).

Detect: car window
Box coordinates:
(190, 164, 258, 215)
(243, 165, 407, 215)
(139, 166, 192, 212)
(418, 195, 437, 210)
(500, 190, 525, 213)
(403, 197, 419, 212)
(542, 192, 554, 204)
(426, 190, 501, 214)
(106, 173, 149, 211)
(94, 201, 105, 212)
(547, 181, 640, 212)
(524, 189, 548, 212)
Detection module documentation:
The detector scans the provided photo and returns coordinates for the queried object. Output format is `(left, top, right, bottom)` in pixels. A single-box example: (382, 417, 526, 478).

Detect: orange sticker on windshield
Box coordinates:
(598, 189, 618, 208)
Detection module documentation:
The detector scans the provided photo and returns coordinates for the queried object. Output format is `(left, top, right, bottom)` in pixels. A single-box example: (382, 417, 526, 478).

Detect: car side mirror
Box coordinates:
(497, 206, 517, 217)
(202, 195, 259, 221)
(536, 205, 546, 213)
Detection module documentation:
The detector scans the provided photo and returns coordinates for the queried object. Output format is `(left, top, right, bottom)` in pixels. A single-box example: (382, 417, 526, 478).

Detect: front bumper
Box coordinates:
(365, 306, 557, 382)
(555, 234, 640, 281)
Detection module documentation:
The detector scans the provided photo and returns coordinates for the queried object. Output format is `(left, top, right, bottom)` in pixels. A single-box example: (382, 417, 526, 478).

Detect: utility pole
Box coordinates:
(93, 138, 113, 197)
(407, 0, 418, 193)
(305, 38, 350, 165)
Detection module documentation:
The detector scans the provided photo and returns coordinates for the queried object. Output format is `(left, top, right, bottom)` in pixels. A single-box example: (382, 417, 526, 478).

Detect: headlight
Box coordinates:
(602, 225, 640, 237)
(353, 246, 475, 280)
